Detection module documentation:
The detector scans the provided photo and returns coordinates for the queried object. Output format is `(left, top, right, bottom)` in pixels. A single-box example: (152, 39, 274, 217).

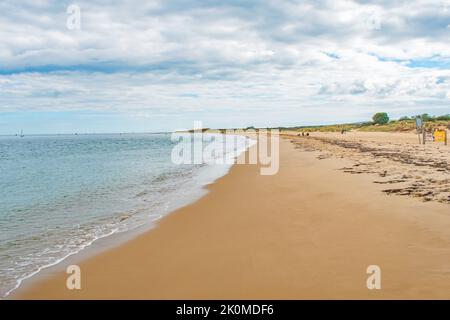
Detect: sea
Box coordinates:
(0, 132, 253, 297)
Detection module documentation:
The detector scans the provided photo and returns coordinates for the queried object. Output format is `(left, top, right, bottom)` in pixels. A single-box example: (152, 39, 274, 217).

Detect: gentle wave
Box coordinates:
(0, 133, 254, 297)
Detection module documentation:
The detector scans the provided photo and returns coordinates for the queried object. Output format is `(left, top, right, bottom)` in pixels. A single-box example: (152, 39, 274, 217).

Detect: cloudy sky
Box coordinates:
(1, 0, 450, 134)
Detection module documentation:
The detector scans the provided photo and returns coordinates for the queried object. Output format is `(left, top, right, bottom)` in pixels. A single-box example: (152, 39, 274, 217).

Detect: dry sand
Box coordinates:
(285, 131, 450, 204)
(13, 132, 450, 299)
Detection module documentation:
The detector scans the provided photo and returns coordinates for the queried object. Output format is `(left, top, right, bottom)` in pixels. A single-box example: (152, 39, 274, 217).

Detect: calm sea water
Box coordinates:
(0, 133, 251, 297)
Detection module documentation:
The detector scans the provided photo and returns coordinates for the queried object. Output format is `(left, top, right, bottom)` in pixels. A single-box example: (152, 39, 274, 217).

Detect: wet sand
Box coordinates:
(13, 133, 450, 299)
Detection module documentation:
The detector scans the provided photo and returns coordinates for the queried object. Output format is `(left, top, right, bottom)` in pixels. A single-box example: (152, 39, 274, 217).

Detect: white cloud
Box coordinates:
(1, 0, 450, 130)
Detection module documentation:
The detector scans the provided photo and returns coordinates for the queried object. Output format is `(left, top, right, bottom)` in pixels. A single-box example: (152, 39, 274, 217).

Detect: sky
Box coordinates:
(1, 0, 450, 134)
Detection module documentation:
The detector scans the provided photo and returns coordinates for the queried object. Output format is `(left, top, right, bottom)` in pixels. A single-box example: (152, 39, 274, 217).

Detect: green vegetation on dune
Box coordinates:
(277, 113, 450, 133)
(282, 122, 371, 133)
(203, 113, 450, 134)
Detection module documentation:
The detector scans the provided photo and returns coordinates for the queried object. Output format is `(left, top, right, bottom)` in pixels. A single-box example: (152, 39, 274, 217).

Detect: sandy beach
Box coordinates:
(13, 132, 450, 299)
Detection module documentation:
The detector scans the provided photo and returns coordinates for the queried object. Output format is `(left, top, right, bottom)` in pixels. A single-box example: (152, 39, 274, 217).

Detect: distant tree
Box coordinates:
(435, 114, 450, 121)
(420, 113, 433, 121)
(398, 116, 410, 121)
(372, 112, 389, 125)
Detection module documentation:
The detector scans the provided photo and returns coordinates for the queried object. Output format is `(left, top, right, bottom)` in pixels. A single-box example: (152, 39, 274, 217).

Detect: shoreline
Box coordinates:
(5, 165, 227, 299)
(13, 134, 450, 299)
(5, 134, 253, 299)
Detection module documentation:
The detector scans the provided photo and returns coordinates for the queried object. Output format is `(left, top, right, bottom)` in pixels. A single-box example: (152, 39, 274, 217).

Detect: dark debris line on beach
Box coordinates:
(290, 136, 450, 204)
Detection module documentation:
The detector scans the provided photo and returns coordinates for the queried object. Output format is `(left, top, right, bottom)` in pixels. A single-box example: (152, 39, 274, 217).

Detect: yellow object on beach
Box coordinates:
(433, 130, 447, 143)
